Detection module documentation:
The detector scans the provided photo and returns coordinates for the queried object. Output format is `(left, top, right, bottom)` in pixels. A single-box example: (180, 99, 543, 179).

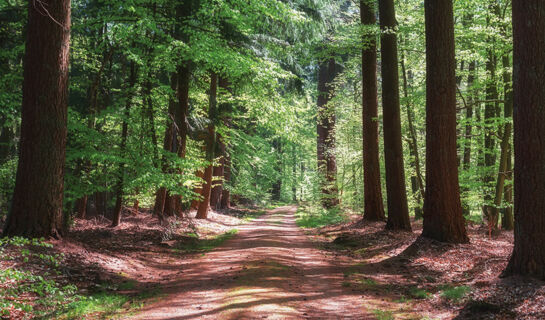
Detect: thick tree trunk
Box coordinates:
(317, 58, 339, 209)
(421, 0, 468, 243)
(111, 61, 137, 227)
(196, 73, 217, 219)
(504, 0, 545, 279)
(317, 59, 338, 209)
(379, 0, 411, 231)
(360, 0, 385, 222)
(3, 0, 71, 238)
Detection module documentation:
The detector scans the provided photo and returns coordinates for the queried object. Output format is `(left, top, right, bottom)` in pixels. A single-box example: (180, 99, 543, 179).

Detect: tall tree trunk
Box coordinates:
(3, 0, 71, 238)
(462, 60, 476, 170)
(360, 0, 385, 222)
(153, 73, 177, 221)
(209, 135, 225, 209)
(421, 0, 468, 243)
(400, 41, 424, 220)
(379, 0, 410, 231)
(271, 138, 282, 201)
(220, 150, 231, 209)
(317, 58, 339, 209)
(111, 61, 137, 227)
(196, 73, 217, 219)
(504, 0, 545, 279)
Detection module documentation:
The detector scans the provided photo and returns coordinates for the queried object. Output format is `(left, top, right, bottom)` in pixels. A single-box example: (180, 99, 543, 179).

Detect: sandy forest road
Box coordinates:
(129, 206, 371, 319)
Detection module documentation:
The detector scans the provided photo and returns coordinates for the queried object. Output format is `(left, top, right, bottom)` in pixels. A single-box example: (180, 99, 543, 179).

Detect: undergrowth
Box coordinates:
(295, 205, 348, 228)
(177, 229, 238, 253)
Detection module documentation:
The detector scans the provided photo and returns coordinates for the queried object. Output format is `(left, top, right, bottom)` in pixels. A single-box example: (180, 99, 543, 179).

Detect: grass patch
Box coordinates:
(241, 210, 267, 222)
(53, 288, 161, 320)
(440, 285, 471, 302)
(409, 286, 431, 299)
(295, 205, 348, 228)
(177, 229, 238, 253)
(372, 309, 395, 320)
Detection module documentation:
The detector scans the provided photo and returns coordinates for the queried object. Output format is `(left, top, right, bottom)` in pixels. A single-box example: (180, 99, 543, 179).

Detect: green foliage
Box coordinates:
(177, 229, 238, 253)
(440, 285, 471, 302)
(0, 157, 17, 216)
(295, 205, 348, 228)
(409, 287, 431, 300)
(371, 309, 395, 320)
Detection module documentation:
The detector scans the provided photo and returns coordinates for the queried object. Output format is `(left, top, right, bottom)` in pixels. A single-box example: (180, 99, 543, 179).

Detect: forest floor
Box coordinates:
(1, 205, 544, 319)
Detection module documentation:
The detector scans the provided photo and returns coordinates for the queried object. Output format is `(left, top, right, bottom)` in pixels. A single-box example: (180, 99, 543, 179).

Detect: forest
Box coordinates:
(0, 0, 544, 319)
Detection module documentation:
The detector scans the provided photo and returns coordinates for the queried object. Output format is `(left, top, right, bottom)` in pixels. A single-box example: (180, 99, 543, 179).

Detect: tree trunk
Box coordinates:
(317, 57, 339, 209)
(196, 73, 217, 219)
(271, 138, 282, 201)
(360, 0, 385, 222)
(421, 0, 468, 243)
(209, 135, 225, 209)
(504, 0, 545, 279)
(379, 0, 411, 231)
(220, 149, 231, 209)
(153, 73, 177, 221)
(462, 60, 476, 170)
(3, 0, 71, 238)
(400, 40, 424, 220)
(111, 61, 137, 227)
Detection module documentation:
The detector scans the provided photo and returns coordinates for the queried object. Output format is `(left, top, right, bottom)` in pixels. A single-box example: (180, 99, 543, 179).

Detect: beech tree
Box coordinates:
(504, 0, 545, 279)
(3, 0, 71, 238)
(421, 0, 468, 243)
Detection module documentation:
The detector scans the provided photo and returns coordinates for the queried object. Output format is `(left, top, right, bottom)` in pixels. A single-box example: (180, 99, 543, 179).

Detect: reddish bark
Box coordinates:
(421, 0, 468, 243)
(504, 0, 545, 279)
(379, 0, 411, 231)
(360, 0, 385, 222)
(3, 0, 71, 238)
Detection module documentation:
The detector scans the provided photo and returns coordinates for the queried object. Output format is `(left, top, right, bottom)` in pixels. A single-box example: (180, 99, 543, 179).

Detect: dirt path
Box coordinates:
(129, 206, 371, 319)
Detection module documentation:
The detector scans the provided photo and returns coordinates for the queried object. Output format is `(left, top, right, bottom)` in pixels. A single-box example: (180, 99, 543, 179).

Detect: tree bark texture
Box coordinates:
(196, 73, 217, 219)
(379, 0, 411, 231)
(421, 0, 468, 243)
(3, 0, 71, 238)
(360, 0, 385, 222)
(504, 0, 545, 279)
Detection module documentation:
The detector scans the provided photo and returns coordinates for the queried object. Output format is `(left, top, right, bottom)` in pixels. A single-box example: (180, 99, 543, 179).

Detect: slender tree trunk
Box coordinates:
(3, 0, 71, 238)
(220, 150, 231, 209)
(360, 0, 385, 222)
(271, 138, 282, 201)
(153, 73, 177, 221)
(196, 73, 217, 219)
(209, 135, 225, 209)
(504, 0, 545, 279)
(111, 61, 137, 227)
(400, 42, 424, 220)
(463, 60, 476, 170)
(421, 0, 468, 243)
(379, 0, 410, 231)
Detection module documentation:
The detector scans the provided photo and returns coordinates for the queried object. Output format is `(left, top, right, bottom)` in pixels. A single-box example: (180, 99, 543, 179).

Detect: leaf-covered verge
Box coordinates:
(0, 206, 264, 319)
(301, 214, 545, 319)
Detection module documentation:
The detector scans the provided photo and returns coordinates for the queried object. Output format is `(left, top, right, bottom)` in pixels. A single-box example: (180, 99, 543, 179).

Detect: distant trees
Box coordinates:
(504, 0, 545, 279)
(3, 0, 71, 237)
(421, 0, 468, 243)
